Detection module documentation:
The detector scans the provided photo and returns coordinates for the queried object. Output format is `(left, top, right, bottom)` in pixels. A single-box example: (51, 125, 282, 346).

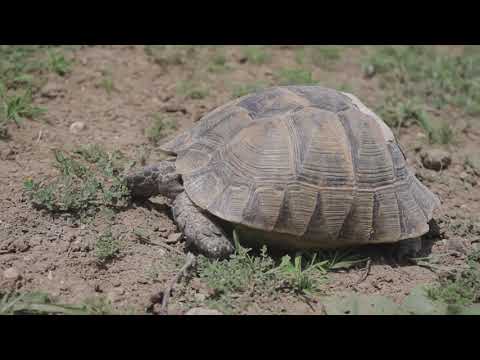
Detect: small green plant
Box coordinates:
(24, 146, 130, 217)
(98, 69, 115, 95)
(275, 68, 317, 85)
(270, 253, 328, 294)
(195, 232, 339, 312)
(53, 149, 88, 177)
(427, 268, 480, 308)
(197, 240, 277, 297)
(365, 45, 480, 116)
(231, 82, 267, 98)
(95, 230, 121, 263)
(0, 45, 45, 89)
(208, 52, 230, 73)
(75, 144, 125, 177)
(464, 155, 480, 176)
(242, 46, 270, 65)
(376, 97, 454, 144)
(426, 250, 480, 308)
(295, 47, 307, 65)
(0, 291, 115, 315)
(0, 120, 7, 139)
(177, 81, 209, 100)
(144, 45, 195, 66)
(311, 46, 341, 67)
(1, 90, 46, 125)
(145, 113, 177, 144)
(47, 50, 72, 76)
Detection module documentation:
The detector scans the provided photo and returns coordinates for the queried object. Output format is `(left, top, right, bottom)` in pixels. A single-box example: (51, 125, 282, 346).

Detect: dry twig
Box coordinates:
(159, 252, 196, 314)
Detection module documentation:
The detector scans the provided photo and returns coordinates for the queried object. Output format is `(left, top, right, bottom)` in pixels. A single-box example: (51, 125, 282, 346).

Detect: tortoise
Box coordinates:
(126, 86, 440, 259)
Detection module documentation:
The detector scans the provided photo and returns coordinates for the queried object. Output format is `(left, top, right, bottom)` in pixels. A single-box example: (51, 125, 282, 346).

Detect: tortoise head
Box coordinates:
(126, 161, 184, 200)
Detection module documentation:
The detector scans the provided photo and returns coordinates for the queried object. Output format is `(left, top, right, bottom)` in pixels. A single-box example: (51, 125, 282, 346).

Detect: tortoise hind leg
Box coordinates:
(172, 192, 234, 259)
(392, 237, 423, 262)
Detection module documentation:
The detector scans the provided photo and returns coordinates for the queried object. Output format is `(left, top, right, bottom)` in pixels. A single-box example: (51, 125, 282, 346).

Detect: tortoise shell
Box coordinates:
(161, 86, 440, 248)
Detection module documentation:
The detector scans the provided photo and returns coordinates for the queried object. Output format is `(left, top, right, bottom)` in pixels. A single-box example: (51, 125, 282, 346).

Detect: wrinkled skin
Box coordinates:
(126, 161, 234, 259)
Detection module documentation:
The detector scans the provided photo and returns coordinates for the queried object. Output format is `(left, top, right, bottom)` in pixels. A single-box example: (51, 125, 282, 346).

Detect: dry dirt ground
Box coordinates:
(1, 45, 479, 315)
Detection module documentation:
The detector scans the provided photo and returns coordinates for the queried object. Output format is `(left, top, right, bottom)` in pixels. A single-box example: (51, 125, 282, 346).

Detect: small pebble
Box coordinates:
(166, 233, 183, 244)
(40, 83, 64, 99)
(107, 288, 125, 303)
(185, 307, 223, 316)
(420, 149, 452, 171)
(3, 267, 21, 281)
(364, 64, 376, 78)
(70, 121, 86, 134)
(194, 293, 207, 302)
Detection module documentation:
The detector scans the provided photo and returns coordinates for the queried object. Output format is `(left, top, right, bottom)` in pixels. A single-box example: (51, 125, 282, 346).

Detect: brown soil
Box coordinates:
(1, 45, 479, 314)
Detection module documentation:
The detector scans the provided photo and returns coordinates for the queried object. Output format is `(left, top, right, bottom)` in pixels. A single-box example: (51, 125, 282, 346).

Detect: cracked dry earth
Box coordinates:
(1, 45, 480, 314)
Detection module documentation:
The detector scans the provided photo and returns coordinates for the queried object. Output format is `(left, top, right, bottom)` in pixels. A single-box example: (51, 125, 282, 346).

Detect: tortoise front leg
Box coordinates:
(173, 192, 234, 259)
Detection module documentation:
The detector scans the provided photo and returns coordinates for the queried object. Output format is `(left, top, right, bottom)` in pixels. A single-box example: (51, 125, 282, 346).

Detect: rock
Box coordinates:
(107, 288, 124, 303)
(40, 83, 64, 99)
(69, 121, 86, 134)
(238, 56, 248, 64)
(162, 105, 187, 114)
(460, 172, 477, 186)
(63, 230, 77, 243)
(11, 238, 30, 252)
(93, 282, 103, 293)
(185, 307, 223, 316)
(444, 238, 468, 255)
(1, 148, 17, 161)
(420, 149, 452, 171)
(363, 64, 376, 79)
(194, 293, 207, 302)
(3, 267, 21, 281)
(29, 235, 43, 246)
(472, 241, 480, 252)
(166, 232, 183, 244)
(137, 278, 149, 285)
(59, 282, 70, 291)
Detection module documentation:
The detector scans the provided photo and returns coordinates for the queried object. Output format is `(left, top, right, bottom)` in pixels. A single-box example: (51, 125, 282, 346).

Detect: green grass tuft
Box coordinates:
(242, 46, 270, 65)
(47, 50, 72, 76)
(95, 229, 121, 263)
(144, 45, 196, 66)
(275, 68, 317, 85)
(426, 250, 480, 308)
(1, 90, 45, 126)
(366, 45, 480, 116)
(24, 146, 130, 217)
(231, 82, 267, 98)
(145, 113, 177, 144)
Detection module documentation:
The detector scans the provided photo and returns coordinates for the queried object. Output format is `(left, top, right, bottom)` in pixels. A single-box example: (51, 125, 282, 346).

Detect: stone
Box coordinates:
(3, 267, 21, 281)
(162, 105, 187, 114)
(420, 149, 451, 171)
(185, 307, 223, 316)
(41, 83, 64, 99)
(364, 64, 376, 78)
(444, 238, 468, 255)
(166, 232, 183, 244)
(11, 238, 30, 252)
(459, 172, 477, 186)
(107, 288, 125, 303)
(69, 121, 86, 133)
(194, 293, 207, 302)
